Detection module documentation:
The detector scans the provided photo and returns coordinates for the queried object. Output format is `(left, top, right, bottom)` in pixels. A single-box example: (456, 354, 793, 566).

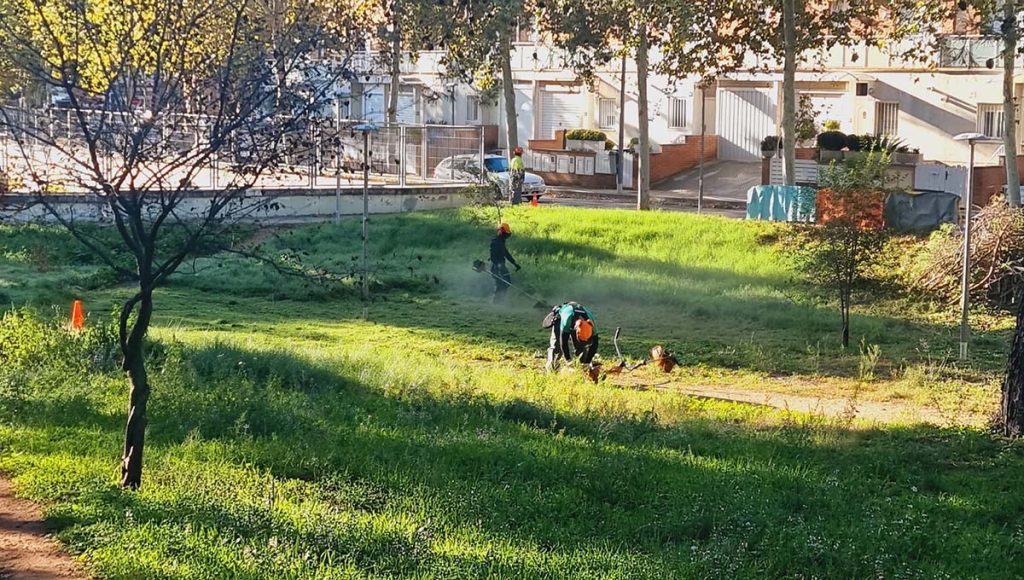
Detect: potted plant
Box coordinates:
(761, 135, 782, 159)
(844, 134, 868, 160)
(565, 129, 607, 153)
(892, 145, 922, 165)
(816, 130, 847, 162)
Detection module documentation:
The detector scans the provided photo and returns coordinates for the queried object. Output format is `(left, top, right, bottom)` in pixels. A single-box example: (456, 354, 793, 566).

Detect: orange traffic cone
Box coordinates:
(70, 300, 85, 330)
(531, 193, 539, 207)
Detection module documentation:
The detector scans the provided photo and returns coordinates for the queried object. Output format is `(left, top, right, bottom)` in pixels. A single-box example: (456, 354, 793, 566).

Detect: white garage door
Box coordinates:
(363, 90, 386, 123)
(717, 88, 777, 162)
(805, 91, 850, 133)
(540, 90, 583, 139)
(396, 92, 417, 124)
(514, 85, 534, 144)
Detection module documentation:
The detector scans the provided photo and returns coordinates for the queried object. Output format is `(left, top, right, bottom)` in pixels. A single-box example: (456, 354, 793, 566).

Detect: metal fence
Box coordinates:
(0, 106, 488, 191)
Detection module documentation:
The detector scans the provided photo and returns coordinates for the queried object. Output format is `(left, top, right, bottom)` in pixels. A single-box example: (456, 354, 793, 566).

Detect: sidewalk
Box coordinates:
(544, 160, 758, 211)
(545, 187, 747, 210)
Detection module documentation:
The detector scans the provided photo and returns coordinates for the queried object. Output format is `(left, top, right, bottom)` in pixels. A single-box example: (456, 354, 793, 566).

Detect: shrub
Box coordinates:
(564, 129, 607, 141)
(819, 149, 894, 197)
(605, 139, 616, 150)
(816, 131, 848, 151)
(846, 134, 863, 152)
(850, 134, 904, 154)
(761, 136, 782, 151)
(795, 95, 818, 143)
(0, 306, 121, 374)
(823, 119, 841, 131)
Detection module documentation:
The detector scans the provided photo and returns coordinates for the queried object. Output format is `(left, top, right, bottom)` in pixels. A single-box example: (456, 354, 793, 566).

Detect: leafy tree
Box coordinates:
(954, 1, 1023, 207)
(419, 0, 532, 155)
(538, 0, 707, 210)
(0, 0, 361, 489)
(720, 0, 952, 185)
(795, 152, 891, 348)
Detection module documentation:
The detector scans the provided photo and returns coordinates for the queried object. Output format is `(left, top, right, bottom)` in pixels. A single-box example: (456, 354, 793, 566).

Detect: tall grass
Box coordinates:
(0, 309, 1022, 578)
(0, 208, 1018, 577)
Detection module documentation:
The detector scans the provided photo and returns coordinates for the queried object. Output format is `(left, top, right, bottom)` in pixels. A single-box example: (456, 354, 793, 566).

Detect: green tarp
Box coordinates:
(746, 185, 816, 222)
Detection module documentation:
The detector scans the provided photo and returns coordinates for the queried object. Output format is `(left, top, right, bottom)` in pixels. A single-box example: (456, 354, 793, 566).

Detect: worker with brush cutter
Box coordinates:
(490, 223, 520, 303)
(543, 301, 599, 371)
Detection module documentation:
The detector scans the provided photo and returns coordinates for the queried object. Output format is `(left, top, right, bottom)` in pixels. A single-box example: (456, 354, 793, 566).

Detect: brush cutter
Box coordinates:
(604, 327, 648, 375)
(471, 260, 548, 309)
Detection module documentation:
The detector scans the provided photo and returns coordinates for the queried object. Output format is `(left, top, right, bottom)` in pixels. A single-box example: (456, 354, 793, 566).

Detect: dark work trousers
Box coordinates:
(510, 170, 524, 205)
(547, 327, 599, 369)
(492, 262, 511, 302)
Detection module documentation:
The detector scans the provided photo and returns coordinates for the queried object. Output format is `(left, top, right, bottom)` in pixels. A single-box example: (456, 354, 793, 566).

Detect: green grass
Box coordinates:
(0, 207, 1021, 578)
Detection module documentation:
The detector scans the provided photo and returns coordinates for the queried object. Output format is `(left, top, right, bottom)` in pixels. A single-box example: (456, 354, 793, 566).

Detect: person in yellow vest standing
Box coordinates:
(510, 146, 525, 205)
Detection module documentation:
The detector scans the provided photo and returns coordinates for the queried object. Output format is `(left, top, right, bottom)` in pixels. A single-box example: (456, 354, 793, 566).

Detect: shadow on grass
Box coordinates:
(22, 342, 1021, 577)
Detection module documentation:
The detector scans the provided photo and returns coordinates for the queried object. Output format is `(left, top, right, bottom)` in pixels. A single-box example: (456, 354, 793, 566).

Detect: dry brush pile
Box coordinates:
(911, 200, 1024, 308)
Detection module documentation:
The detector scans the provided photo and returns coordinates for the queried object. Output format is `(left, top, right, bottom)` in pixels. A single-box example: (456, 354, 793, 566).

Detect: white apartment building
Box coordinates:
(343, 20, 1016, 169)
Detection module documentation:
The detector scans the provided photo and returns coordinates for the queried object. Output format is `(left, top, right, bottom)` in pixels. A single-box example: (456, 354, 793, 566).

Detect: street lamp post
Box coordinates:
(953, 132, 996, 361)
(616, 53, 626, 195)
(335, 95, 342, 225)
(354, 123, 379, 321)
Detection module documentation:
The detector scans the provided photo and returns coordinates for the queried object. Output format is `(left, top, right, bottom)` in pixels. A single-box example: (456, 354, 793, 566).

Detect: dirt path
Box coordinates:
(0, 478, 83, 580)
(617, 380, 982, 427)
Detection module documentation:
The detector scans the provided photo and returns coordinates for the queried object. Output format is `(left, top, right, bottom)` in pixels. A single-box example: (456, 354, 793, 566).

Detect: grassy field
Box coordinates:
(1, 207, 1022, 577)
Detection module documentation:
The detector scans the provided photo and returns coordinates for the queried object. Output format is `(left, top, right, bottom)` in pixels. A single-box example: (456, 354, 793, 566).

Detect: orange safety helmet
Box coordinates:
(574, 319, 594, 342)
(513, 146, 524, 156)
(497, 223, 511, 236)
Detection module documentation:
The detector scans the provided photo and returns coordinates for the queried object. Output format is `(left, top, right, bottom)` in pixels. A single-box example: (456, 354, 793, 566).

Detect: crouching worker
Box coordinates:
(543, 301, 599, 371)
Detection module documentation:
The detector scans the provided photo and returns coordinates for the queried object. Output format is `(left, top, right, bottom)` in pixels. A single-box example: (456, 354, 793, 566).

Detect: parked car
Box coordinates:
(433, 154, 545, 199)
(49, 87, 73, 108)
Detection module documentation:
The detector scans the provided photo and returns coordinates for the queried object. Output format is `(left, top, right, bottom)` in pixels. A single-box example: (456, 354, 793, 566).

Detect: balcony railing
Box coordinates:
(938, 36, 1003, 69)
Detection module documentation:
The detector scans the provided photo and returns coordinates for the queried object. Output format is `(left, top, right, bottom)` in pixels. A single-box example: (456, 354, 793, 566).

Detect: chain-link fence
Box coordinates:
(0, 106, 489, 191)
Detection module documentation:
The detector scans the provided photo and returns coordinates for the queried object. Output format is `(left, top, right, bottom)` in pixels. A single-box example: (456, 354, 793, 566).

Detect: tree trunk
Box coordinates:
(781, 0, 797, 186)
(636, 30, 651, 211)
(1002, 288, 1024, 437)
(501, 30, 518, 155)
(841, 305, 850, 348)
(387, 10, 401, 125)
(120, 291, 154, 490)
(1004, 0, 1021, 208)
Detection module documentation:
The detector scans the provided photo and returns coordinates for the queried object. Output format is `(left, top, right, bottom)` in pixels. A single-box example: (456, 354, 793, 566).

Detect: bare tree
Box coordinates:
(0, 0, 359, 489)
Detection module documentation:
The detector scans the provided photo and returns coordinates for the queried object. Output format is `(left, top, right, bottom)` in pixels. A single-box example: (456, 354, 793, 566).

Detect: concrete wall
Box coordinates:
(2, 187, 469, 224)
(855, 71, 1005, 165)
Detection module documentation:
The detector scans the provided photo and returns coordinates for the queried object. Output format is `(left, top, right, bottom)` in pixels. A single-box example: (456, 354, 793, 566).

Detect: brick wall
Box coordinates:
(973, 156, 1024, 206)
(648, 135, 719, 185)
(796, 147, 817, 160)
(527, 134, 719, 190)
(528, 130, 567, 152)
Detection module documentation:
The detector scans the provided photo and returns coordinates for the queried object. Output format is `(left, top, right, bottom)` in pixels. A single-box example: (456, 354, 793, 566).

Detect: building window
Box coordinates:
(598, 98, 617, 129)
(978, 103, 1005, 138)
(874, 101, 899, 136)
(516, 17, 533, 43)
(668, 97, 687, 129)
(466, 96, 480, 123)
